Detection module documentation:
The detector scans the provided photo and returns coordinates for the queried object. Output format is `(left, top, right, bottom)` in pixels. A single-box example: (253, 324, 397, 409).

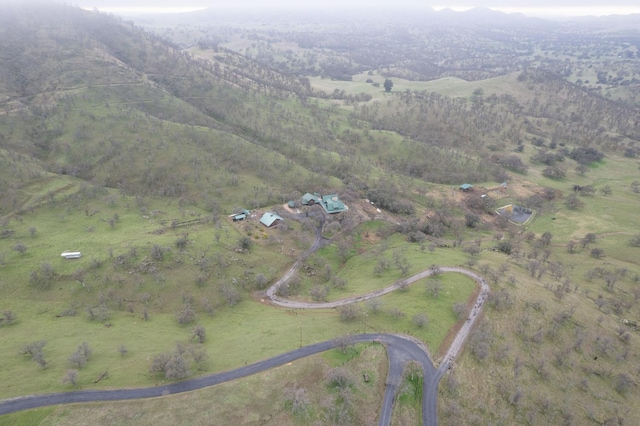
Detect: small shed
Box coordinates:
(61, 252, 82, 259)
(231, 209, 251, 221)
(260, 212, 283, 228)
(460, 184, 473, 192)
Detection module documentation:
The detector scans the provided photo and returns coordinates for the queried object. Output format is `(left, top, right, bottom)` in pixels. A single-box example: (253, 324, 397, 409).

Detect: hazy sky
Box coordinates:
(65, 1, 640, 16)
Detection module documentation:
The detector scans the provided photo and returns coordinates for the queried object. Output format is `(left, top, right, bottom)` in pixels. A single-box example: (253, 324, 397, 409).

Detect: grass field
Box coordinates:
(5, 147, 637, 422)
(0, 183, 477, 403)
(3, 344, 388, 425)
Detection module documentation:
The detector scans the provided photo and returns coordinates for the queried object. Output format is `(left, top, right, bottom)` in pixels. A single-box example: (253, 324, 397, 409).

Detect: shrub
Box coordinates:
(569, 147, 604, 164)
(176, 303, 196, 324)
(497, 241, 512, 254)
(338, 304, 359, 322)
(326, 367, 353, 390)
(542, 166, 565, 179)
(412, 313, 428, 328)
(499, 155, 528, 173)
(310, 285, 329, 302)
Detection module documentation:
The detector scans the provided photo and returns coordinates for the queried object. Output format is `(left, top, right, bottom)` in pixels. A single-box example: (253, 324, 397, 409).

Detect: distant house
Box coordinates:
(460, 184, 473, 192)
(260, 212, 283, 228)
(320, 194, 348, 214)
(301, 192, 347, 214)
(61, 252, 82, 259)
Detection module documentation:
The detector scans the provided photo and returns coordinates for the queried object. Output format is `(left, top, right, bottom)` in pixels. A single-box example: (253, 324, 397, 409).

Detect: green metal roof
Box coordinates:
(301, 193, 321, 205)
(260, 212, 283, 227)
(321, 194, 347, 213)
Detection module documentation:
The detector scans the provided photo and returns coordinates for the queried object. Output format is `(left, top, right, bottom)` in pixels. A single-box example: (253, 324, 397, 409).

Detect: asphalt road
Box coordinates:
(0, 334, 433, 420)
(267, 265, 489, 426)
(1, 208, 490, 426)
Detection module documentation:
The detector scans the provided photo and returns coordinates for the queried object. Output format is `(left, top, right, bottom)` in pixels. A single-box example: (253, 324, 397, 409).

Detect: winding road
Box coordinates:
(0, 209, 490, 425)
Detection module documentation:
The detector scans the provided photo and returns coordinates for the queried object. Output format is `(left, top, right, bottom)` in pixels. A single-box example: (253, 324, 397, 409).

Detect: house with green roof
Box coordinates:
(301, 192, 348, 214)
(301, 193, 321, 206)
(460, 183, 473, 192)
(231, 209, 251, 221)
(259, 212, 283, 228)
(320, 194, 347, 214)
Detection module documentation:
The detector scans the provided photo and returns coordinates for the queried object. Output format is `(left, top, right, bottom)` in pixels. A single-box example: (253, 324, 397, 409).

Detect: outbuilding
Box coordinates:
(61, 252, 82, 259)
(259, 212, 283, 228)
(301, 193, 321, 206)
(231, 209, 251, 221)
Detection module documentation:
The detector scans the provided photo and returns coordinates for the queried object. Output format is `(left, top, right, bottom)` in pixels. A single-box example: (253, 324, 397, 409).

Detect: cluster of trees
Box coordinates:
(151, 342, 208, 380)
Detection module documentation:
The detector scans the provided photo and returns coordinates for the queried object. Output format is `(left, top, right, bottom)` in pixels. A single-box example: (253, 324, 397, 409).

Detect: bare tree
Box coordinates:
(539, 231, 553, 246)
(29, 262, 55, 290)
(431, 264, 441, 276)
(453, 303, 467, 319)
(175, 234, 189, 251)
(326, 367, 353, 390)
(238, 236, 252, 251)
(310, 285, 329, 302)
(564, 194, 584, 209)
(150, 344, 191, 380)
(285, 386, 310, 416)
(426, 279, 442, 298)
(575, 164, 590, 176)
(338, 304, 359, 322)
(220, 284, 242, 306)
(581, 233, 597, 248)
(68, 342, 92, 368)
(13, 242, 27, 255)
(366, 299, 383, 314)
(190, 345, 208, 370)
(331, 275, 347, 290)
(192, 325, 206, 343)
(255, 273, 268, 289)
(389, 306, 405, 320)
(118, 344, 128, 356)
(613, 373, 633, 395)
(176, 303, 196, 325)
(2, 310, 16, 325)
(412, 313, 429, 328)
(21, 341, 47, 368)
(332, 334, 354, 354)
(62, 369, 78, 386)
